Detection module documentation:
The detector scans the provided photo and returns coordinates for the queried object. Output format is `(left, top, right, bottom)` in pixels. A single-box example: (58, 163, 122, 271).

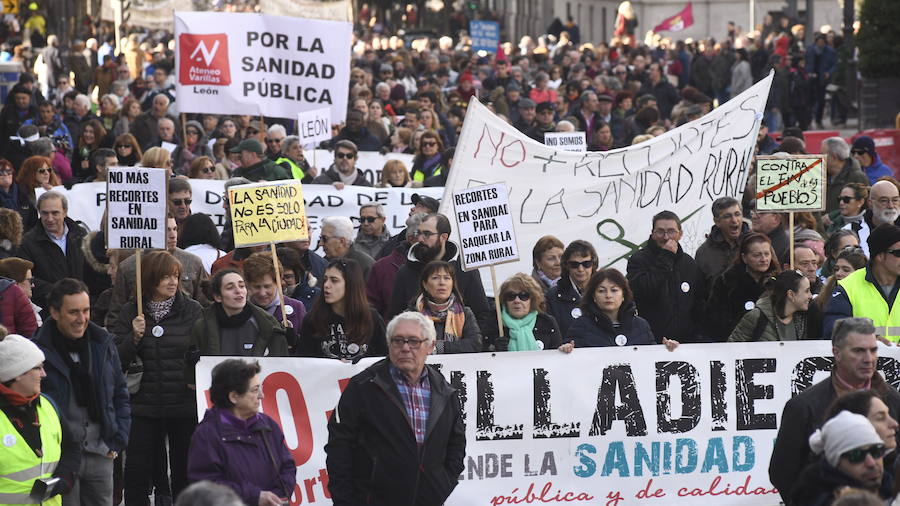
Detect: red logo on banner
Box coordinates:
(178, 33, 231, 86)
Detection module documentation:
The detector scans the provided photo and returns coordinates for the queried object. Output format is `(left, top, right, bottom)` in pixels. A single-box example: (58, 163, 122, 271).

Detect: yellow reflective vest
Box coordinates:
(275, 157, 305, 181)
(0, 395, 62, 505)
(838, 267, 900, 342)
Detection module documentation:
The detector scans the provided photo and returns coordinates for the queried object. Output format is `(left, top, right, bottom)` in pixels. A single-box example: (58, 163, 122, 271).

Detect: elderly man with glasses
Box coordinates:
(326, 311, 465, 506)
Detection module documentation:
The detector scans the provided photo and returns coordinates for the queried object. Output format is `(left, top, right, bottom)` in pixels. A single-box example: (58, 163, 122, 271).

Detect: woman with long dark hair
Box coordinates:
(729, 270, 821, 341)
(298, 258, 386, 360)
(409, 260, 482, 353)
(73, 119, 111, 180)
(15, 155, 58, 231)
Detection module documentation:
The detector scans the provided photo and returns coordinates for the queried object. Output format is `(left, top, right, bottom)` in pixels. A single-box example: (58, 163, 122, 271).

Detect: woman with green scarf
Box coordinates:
(410, 260, 482, 353)
(495, 273, 573, 353)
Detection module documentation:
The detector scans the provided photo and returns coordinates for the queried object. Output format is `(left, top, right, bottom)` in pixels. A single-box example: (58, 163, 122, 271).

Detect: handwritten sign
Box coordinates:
(297, 107, 331, 147)
(755, 155, 826, 212)
(453, 183, 518, 271)
(106, 167, 168, 249)
(229, 180, 308, 247)
(544, 132, 587, 152)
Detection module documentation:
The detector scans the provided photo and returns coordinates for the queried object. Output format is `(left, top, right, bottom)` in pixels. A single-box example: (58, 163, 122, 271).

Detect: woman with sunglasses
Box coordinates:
(188, 156, 226, 180)
(496, 273, 571, 352)
(728, 270, 821, 342)
(0, 159, 22, 214)
(298, 259, 386, 360)
(173, 120, 213, 176)
(113, 133, 143, 166)
(568, 268, 678, 349)
(826, 182, 869, 238)
(817, 246, 867, 313)
(410, 130, 447, 183)
(547, 240, 598, 336)
(407, 260, 482, 354)
(16, 156, 59, 231)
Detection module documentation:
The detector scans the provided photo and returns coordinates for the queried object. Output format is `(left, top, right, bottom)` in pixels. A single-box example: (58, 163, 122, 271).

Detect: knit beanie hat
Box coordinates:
(0, 334, 45, 383)
(852, 136, 877, 159)
(809, 410, 884, 466)
(868, 223, 900, 259)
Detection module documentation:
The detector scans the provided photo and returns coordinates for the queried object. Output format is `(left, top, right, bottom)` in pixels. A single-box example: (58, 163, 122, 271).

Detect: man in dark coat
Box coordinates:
(769, 317, 900, 504)
(627, 210, 706, 342)
(17, 191, 86, 310)
(0, 84, 38, 158)
(326, 311, 465, 505)
(695, 196, 749, 282)
(387, 213, 495, 342)
(311, 140, 371, 188)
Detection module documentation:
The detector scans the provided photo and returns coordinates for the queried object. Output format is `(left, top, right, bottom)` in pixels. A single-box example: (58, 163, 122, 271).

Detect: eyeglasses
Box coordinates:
(652, 228, 680, 237)
(116, 144, 132, 149)
(567, 260, 593, 270)
(318, 235, 332, 243)
(503, 291, 531, 302)
(200, 166, 214, 174)
(246, 129, 259, 135)
(417, 230, 438, 239)
(358, 217, 378, 223)
(186, 130, 199, 136)
(389, 336, 428, 349)
(851, 149, 867, 156)
(171, 198, 192, 206)
(0, 169, 12, 176)
(886, 249, 900, 258)
(876, 198, 900, 206)
(265, 138, 283, 144)
(37, 168, 50, 175)
(421, 141, 438, 147)
(842, 445, 886, 464)
(335, 152, 355, 159)
(838, 196, 859, 203)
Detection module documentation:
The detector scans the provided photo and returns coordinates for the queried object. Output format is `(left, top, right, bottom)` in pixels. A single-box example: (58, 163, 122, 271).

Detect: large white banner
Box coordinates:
(195, 341, 899, 505)
(174, 12, 352, 123)
(55, 181, 441, 247)
(441, 75, 772, 295)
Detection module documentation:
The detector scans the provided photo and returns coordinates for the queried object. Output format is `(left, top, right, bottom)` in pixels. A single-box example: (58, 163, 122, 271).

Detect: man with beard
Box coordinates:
(825, 224, 900, 343)
(386, 213, 495, 345)
(866, 180, 900, 232)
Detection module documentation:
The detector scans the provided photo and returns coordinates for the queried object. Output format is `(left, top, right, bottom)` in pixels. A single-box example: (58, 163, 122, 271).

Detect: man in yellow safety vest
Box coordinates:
(0, 334, 80, 505)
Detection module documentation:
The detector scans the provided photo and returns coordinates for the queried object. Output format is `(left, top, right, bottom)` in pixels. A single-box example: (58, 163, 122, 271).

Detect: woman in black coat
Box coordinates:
(110, 250, 202, 504)
(547, 240, 598, 338)
(706, 232, 781, 341)
(496, 272, 569, 352)
(569, 268, 679, 350)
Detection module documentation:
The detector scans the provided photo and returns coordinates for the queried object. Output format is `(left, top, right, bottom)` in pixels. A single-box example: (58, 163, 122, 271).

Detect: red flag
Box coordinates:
(652, 2, 694, 33)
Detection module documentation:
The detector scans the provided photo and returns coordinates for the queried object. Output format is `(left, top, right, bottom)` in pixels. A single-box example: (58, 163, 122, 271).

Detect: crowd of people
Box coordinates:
(0, 3, 896, 506)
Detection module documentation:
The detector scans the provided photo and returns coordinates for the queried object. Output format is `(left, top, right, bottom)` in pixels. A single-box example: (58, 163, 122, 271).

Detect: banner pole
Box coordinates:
(135, 249, 143, 318)
(270, 242, 289, 327)
(180, 113, 187, 147)
(789, 212, 795, 269)
(490, 265, 504, 338)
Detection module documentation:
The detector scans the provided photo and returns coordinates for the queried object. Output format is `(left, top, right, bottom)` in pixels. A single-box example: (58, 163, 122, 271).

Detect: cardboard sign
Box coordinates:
(229, 180, 308, 247)
(453, 183, 519, 271)
(106, 167, 168, 249)
(755, 155, 826, 212)
(469, 20, 500, 53)
(544, 131, 587, 152)
(297, 107, 331, 147)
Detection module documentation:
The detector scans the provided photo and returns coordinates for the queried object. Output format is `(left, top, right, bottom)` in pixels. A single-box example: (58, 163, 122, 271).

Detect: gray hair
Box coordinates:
(406, 212, 427, 239)
(322, 216, 354, 242)
(822, 137, 850, 161)
(556, 120, 575, 132)
(158, 117, 175, 129)
(711, 196, 740, 219)
(832, 317, 876, 348)
(74, 94, 91, 109)
(28, 137, 54, 157)
(283, 135, 301, 153)
(100, 93, 120, 108)
(375, 82, 391, 95)
(386, 311, 437, 345)
(38, 190, 68, 211)
(175, 481, 243, 506)
(224, 177, 251, 191)
(360, 202, 385, 218)
(266, 124, 286, 137)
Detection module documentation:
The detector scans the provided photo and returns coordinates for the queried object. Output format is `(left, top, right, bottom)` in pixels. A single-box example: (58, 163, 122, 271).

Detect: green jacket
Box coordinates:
(728, 295, 821, 342)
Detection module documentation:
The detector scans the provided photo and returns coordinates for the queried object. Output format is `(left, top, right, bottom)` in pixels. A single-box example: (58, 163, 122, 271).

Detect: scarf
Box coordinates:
(0, 382, 39, 406)
(535, 269, 559, 289)
(416, 294, 464, 342)
(50, 326, 100, 422)
(0, 182, 18, 210)
(261, 295, 280, 316)
(214, 303, 254, 328)
(147, 296, 174, 323)
(501, 308, 540, 351)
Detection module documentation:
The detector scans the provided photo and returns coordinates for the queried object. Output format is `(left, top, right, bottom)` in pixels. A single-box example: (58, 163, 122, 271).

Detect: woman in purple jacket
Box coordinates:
(187, 359, 296, 506)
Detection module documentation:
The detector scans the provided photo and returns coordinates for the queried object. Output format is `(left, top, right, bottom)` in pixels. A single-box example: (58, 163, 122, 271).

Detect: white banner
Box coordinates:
(174, 12, 352, 124)
(194, 341, 896, 505)
(441, 74, 772, 295)
(55, 181, 441, 248)
(106, 167, 167, 249)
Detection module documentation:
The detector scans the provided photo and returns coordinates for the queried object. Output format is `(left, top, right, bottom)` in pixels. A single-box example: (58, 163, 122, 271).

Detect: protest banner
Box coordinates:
(45, 182, 442, 248)
(440, 73, 772, 295)
(469, 20, 500, 53)
(297, 107, 332, 148)
(174, 12, 352, 124)
(304, 150, 414, 185)
(544, 131, 587, 152)
(196, 340, 895, 505)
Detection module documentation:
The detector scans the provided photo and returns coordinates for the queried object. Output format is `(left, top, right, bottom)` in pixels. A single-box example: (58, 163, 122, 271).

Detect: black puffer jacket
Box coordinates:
(546, 276, 582, 338)
(705, 264, 768, 341)
(111, 291, 202, 418)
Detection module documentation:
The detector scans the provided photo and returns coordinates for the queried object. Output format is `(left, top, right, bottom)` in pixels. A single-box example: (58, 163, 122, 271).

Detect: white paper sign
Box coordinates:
(160, 141, 178, 154)
(544, 131, 586, 152)
(453, 183, 518, 270)
(106, 166, 168, 249)
(174, 11, 352, 124)
(297, 107, 332, 147)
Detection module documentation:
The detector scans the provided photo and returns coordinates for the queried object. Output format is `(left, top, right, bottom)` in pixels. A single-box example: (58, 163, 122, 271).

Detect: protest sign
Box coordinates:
(174, 12, 352, 124)
(544, 131, 587, 152)
(755, 155, 826, 212)
(106, 167, 167, 250)
(196, 340, 894, 505)
(469, 20, 500, 53)
(229, 180, 308, 247)
(453, 184, 518, 271)
(297, 107, 332, 147)
(440, 73, 772, 295)
(304, 150, 414, 185)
